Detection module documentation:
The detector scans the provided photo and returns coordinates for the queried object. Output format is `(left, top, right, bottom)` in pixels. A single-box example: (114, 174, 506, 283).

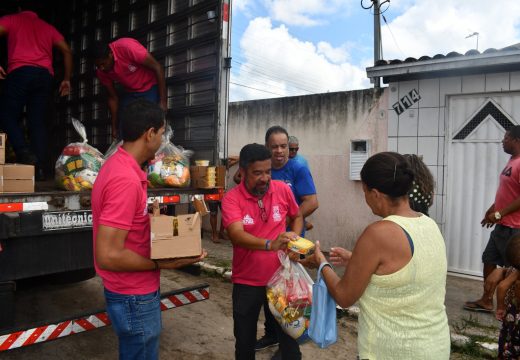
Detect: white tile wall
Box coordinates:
(398, 110, 418, 136)
(485, 73, 510, 92)
(388, 84, 399, 110)
(418, 137, 439, 165)
(440, 77, 461, 107)
(418, 108, 440, 136)
(388, 110, 398, 137)
(511, 72, 520, 91)
(387, 137, 398, 152)
(437, 136, 446, 168)
(462, 74, 485, 93)
(418, 78, 440, 108)
(397, 137, 418, 154)
(439, 107, 446, 136)
(399, 80, 420, 109)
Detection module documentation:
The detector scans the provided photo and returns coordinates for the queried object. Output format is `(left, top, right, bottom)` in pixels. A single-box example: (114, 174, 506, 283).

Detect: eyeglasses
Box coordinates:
(257, 199, 268, 222)
(289, 147, 299, 152)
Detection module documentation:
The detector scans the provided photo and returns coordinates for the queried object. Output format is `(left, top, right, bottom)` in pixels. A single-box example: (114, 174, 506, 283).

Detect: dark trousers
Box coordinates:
(233, 283, 301, 360)
(118, 85, 159, 138)
(0, 66, 53, 167)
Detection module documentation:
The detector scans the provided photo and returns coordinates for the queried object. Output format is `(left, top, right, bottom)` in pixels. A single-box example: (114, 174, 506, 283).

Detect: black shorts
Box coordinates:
(207, 201, 221, 215)
(482, 224, 520, 266)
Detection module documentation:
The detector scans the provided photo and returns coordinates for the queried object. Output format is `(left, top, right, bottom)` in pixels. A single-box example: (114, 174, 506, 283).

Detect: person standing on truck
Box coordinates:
(89, 38, 167, 139)
(221, 143, 304, 360)
(92, 100, 206, 359)
(0, 0, 72, 181)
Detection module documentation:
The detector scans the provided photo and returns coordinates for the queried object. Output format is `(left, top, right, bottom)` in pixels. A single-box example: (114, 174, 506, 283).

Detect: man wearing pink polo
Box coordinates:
(0, 1, 72, 180)
(222, 143, 304, 360)
(93, 100, 206, 359)
(89, 38, 166, 139)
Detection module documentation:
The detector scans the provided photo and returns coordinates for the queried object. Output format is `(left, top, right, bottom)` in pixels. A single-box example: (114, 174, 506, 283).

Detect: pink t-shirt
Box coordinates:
(92, 147, 159, 295)
(96, 38, 156, 93)
(0, 11, 64, 75)
(496, 156, 520, 228)
(222, 180, 299, 286)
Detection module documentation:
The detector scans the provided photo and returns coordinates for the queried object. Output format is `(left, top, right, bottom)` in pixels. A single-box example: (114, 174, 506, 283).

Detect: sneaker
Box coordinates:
(254, 335, 279, 351)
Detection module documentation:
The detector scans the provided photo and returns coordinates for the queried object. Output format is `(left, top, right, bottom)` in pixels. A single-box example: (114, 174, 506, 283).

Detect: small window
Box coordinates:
(350, 140, 370, 180)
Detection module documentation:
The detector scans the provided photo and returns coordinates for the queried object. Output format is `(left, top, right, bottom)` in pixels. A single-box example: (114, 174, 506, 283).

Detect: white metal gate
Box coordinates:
(445, 94, 519, 276)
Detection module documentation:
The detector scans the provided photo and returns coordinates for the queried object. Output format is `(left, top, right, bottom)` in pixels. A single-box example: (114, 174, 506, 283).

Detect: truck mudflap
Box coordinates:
(0, 283, 209, 352)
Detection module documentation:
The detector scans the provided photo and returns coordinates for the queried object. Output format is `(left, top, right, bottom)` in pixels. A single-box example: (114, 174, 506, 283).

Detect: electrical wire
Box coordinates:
(382, 14, 406, 58)
(230, 82, 286, 96)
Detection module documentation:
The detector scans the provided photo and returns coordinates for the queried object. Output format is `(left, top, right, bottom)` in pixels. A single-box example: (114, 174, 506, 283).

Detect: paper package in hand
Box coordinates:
(147, 125, 192, 188)
(55, 118, 104, 191)
(266, 251, 314, 342)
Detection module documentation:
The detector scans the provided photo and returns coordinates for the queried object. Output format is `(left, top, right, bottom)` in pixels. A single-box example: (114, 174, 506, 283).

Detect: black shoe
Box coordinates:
(271, 349, 281, 360)
(254, 335, 279, 351)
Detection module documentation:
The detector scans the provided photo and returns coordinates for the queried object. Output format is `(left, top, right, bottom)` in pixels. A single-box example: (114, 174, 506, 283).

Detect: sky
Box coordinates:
(229, 0, 520, 101)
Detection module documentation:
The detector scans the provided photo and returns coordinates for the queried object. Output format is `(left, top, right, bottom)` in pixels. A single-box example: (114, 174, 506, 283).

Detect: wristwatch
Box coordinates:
(494, 211, 502, 221)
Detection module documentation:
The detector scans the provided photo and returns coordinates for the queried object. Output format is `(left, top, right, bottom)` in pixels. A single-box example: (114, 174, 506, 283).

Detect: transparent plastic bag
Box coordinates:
(266, 251, 314, 342)
(147, 125, 192, 188)
(104, 139, 123, 159)
(55, 118, 104, 191)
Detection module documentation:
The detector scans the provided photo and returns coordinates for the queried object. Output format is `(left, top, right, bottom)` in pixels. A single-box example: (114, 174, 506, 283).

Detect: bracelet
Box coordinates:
(152, 259, 159, 271)
(265, 239, 271, 251)
(320, 262, 333, 272)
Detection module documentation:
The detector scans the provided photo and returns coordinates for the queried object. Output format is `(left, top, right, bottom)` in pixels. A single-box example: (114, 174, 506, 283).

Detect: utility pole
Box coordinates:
(373, 0, 382, 88)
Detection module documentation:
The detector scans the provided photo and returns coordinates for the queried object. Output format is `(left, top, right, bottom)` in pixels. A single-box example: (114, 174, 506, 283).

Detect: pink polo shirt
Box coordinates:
(222, 180, 299, 286)
(496, 156, 520, 228)
(0, 11, 64, 75)
(92, 146, 159, 295)
(96, 38, 156, 93)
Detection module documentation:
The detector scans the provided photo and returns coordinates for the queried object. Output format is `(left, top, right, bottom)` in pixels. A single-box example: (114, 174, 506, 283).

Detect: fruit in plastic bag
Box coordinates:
(55, 118, 104, 191)
(266, 251, 313, 342)
(147, 125, 193, 188)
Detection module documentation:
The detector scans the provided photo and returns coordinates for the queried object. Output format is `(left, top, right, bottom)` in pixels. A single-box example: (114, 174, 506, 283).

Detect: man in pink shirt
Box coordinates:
(0, 1, 72, 180)
(89, 38, 167, 139)
(92, 100, 205, 359)
(222, 143, 304, 360)
(465, 125, 520, 313)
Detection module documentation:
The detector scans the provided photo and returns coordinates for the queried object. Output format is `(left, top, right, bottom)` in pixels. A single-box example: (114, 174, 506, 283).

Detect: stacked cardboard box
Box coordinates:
(190, 166, 225, 189)
(0, 164, 35, 193)
(0, 133, 5, 165)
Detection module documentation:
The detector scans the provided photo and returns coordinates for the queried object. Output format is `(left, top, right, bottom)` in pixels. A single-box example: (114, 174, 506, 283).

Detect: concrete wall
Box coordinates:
(226, 89, 388, 250)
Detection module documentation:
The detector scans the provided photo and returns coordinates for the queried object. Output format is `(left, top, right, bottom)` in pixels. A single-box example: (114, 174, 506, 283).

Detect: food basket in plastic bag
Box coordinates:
(267, 251, 314, 342)
(147, 125, 192, 188)
(55, 118, 104, 191)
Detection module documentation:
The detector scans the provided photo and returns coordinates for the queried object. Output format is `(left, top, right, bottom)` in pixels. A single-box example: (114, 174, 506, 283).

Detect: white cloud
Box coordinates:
(382, 0, 520, 59)
(231, 17, 369, 101)
(233, 0, 254, 12)
(263, 0, 351, 26)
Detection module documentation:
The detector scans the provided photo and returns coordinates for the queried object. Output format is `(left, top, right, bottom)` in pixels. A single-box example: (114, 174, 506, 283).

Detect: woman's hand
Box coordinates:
(299, 241, 327, 269)
(330, 247, 352, 267)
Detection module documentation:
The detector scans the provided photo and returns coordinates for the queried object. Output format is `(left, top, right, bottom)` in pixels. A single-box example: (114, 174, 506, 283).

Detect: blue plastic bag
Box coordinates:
(309, 262, 337, 348)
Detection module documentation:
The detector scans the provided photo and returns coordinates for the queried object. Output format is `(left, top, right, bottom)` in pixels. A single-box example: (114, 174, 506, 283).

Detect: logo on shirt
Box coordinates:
(243, 214, 254, 225)
(128, 64, 137, 72)
(272, 206, 282, 222)
(503, 166, 512, 177)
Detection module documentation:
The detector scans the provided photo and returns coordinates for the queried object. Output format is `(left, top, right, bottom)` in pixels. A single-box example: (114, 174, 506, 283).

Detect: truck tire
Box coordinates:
(47, 268, 96, 285)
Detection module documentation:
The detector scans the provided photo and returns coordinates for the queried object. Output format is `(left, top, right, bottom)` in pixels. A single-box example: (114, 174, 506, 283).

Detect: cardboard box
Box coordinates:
(150, 210, 202, 259)
(190, 166, 225, 189)
(0, 133, 6, 165)
(0, 164, 34, 193)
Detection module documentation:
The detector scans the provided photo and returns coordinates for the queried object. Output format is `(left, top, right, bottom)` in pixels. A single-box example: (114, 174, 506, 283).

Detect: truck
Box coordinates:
(0, 0, 231, 347)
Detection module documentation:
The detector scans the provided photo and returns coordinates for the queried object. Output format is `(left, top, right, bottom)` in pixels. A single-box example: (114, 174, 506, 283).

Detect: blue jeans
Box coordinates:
(0, 66, 53, 167)
(118, 85, 160, 137)
(104, 288, 162, 360)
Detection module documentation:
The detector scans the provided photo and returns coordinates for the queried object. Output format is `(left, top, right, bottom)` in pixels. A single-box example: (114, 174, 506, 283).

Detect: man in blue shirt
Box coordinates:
(288, 135, 309, 169)
(254, 125, 319, 356)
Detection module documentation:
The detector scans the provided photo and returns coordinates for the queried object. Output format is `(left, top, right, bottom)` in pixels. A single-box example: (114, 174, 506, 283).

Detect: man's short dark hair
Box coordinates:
(508, 125, 520, 141)
(120, 100, 165, 142)
(87, 41, 110, 60)
(265, 126, 289, 144)
(239, 144, 271, 169)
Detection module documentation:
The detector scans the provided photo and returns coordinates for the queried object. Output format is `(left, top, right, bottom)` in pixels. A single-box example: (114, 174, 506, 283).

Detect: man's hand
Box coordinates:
(156, 250, 207, 269)
(0, 66, 6, 79)
(59, 80, 71, 97)
(481, 205, 496, 228)
(299, 240, 327, 269)
(329, 247, 352, 267)
(271, 232, 297, 251)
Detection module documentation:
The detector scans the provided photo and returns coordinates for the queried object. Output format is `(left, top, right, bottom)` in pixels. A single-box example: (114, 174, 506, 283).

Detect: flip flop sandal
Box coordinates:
(463, 302, 493, 313)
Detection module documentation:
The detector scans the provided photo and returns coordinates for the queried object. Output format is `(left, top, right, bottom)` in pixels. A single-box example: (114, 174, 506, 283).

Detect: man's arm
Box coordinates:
(0, 25, 7, 79)
(142, 53, 167, 111)
(103, 82, 119, 139)
(288, 210, 304, 236)
(53, 40, 73, 96)
(227, 222, 294, 250)
(299, 194, 318, 218)
(494, 197, 520, 220)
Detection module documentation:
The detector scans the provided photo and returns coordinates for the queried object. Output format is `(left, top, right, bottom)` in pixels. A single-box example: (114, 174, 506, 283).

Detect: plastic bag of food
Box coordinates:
(55, 118, 104, 191)
(266, 251, 313, 342)
(147, 125, 192, 188)
(104, 139, 123, 159)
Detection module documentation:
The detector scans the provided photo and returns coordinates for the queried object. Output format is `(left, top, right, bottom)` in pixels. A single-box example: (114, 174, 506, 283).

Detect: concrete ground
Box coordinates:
(202, 233, 502, 358)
